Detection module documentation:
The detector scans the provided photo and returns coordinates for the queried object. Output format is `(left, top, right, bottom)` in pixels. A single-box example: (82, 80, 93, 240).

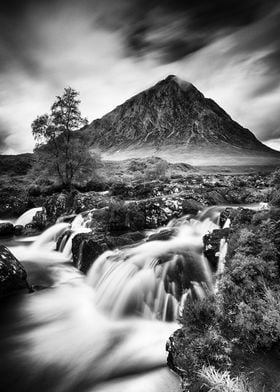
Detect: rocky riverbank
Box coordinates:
(166, 206, 280, 392)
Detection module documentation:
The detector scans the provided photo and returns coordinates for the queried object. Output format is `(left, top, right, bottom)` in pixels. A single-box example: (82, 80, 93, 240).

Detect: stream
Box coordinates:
(0, 204, 256, 392)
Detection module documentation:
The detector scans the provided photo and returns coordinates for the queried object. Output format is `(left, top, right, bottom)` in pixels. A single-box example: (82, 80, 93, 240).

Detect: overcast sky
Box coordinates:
(0, 0, 280, 153)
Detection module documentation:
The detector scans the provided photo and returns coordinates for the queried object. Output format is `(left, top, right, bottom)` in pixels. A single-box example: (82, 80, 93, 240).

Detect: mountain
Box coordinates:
(81, 75, 280, 165)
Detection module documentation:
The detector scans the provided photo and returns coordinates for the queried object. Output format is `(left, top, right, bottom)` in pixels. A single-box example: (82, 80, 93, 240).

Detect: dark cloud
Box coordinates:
(0, 1, 50, 75)
(0, 0, 278, 68)
(1, 0, 277, 67)
(122, 0, 277, 62)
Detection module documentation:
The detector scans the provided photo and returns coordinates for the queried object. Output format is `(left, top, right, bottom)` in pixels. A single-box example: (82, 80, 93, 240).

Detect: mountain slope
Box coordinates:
(81, 75, 280, 164)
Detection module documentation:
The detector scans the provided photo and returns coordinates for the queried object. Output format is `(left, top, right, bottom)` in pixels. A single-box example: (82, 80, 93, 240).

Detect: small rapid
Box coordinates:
(0, 206, 229, 392)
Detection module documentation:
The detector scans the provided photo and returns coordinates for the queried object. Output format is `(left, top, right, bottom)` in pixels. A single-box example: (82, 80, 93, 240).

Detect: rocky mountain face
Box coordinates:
(82, 75, 276, 157)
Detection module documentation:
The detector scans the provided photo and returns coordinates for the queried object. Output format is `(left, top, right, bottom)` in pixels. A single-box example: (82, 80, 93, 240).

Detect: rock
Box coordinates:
(182, 198, 204, 214)
(32, 208, 47, 229)
(203, 228, 230, 267)
(146, 228, 175, 242)
(72, 233, 109, 273)
(225, 189, 246, 203)
(22, 223, 42, 237)
(44, 191, 110, 224)
(0, 222, 14, 236)
(0, 245, 30, 297)
(72, 231, 142, 273)
(206, 190, 225, 205)
(72, 191, 109, 213)
(219, 207, 234, 228)
(166, 329, 187, 377)
(14, 225, 24, 236)
(44, 193, 69, 223)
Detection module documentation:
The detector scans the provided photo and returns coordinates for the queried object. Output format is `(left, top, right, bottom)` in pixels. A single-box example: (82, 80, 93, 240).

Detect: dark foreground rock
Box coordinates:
(0, 245, 30, 297)
(0, 223, 14, 236)
(72, 231, 145, 273)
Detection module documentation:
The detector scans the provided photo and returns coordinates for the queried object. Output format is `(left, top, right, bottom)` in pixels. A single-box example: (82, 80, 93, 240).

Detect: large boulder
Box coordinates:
(0, 223, 14, 236)
(44, 192, 70, 223)
(72, 232, 144, 273)
(72, 233, 110, 273)
(44, 191, 110, 224)
(206, 190, 225, 205)
(0, 245, 30, 297)
(14, 225, 24, 236)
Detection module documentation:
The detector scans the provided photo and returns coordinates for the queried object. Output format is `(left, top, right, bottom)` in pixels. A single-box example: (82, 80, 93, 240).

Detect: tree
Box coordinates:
(31, 87, 97, 190)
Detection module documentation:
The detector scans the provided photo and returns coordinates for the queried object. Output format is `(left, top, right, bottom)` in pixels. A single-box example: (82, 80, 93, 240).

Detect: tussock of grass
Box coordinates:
(198, 366, 253, 392)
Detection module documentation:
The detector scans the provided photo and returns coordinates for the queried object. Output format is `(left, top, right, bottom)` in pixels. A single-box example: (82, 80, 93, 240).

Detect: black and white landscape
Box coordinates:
(1, 1, 280, 392)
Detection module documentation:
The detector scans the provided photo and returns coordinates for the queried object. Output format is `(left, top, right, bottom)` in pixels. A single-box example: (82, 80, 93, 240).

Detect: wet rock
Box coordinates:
(0, 245, 30, 297)
(22, 223, 42, 237)
(146, 228, 175, 242)
(44, 193, 69, 223)
(14, 225, 24, 236)
(72, 232, 141, 273)
(44, 191, 110, 224)
(106, 196, 186, 232)
(166, 329, 187, 377)
(0, 222, 14, 236)
(219, 207, 234, 228)
(72, 191, 109, 213)
(72, 233, 109, 273)
(32, 208, 47, 229)
(203, 228, 230, 268)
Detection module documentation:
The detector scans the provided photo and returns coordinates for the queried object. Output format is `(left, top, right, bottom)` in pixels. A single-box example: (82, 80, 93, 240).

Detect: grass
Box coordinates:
(197, 366, 254, 392)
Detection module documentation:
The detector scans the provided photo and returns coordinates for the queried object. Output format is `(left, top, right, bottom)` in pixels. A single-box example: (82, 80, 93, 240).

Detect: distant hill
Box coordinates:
(80, 75, 280, 165)
(0, 153, 34, 175)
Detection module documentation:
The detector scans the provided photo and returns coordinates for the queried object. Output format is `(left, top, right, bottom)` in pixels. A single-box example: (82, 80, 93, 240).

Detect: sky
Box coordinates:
(0, 0, 280, 154)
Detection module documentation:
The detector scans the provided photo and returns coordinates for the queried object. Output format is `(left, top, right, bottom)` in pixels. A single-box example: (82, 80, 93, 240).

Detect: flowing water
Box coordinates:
(14, 207, 43, 226)
(0, 206, 229, 392)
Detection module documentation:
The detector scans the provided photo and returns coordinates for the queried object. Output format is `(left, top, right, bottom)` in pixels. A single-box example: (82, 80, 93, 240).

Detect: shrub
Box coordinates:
(198, 366, 253, 392)
(218, 254, 280, 350)
(270, 189, 280, 207)
(180, 297, 219, 333)
(174, 327, 232, 382)
(270, 169, 280, 189)
(107, 199, 128, 231)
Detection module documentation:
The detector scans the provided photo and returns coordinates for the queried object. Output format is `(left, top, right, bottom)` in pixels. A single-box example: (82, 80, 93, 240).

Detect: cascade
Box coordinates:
(85, 216, 221, 321)
(15, 207, 43, 226)
(0, 206, 230, 392)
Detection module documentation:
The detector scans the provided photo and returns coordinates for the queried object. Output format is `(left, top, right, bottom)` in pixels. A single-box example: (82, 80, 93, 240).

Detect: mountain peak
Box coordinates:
(164, 74, 193, 90)
(82, 75, 277, 162)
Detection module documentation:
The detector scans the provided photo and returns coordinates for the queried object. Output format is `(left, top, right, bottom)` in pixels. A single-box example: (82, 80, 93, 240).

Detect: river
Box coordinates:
(0, 204, 252, 392)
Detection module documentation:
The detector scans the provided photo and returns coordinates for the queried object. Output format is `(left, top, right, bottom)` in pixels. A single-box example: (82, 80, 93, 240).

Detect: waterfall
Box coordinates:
(30, 222, 70, 250)
(85, 217, 219, 321)
(61, 228, 91, 259)
(0, 206, 230, 392)
(15, 207, 43, 226)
